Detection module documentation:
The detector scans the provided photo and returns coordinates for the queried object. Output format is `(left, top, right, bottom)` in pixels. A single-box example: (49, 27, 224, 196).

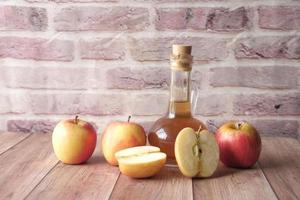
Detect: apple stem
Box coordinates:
(75, 115, 79, 124)
(196, 125, 202, 134)
(236, 122, 242, 129)
(127, 115, 131, 123)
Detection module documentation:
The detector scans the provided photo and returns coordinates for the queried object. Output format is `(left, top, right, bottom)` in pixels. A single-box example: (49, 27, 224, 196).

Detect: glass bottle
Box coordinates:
(148, 45, 206, 163)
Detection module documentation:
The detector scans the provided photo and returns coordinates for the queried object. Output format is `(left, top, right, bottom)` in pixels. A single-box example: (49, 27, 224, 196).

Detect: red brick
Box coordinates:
(107, 67, 202, 90)
(130, 94, 229, 117)
(2, 66, 104, 90)
(0, 37, 74, 61)
(194, 94, 230, 116)
(137, 120, 155, 133)
(129, 37, 228, 61)
(26, 0, 117, 2)
(0, 72, 4, 88)
(106, 67, 170, 90)
(210, 66, 299, 89)
(252, 120, 299, 138)
(29, 93, 125, 115)
(233, 93, 300, 116)
(207, 7, 252, 32)
(54, 7, 149, 31)
(7, 119, 99, 134)
(234, 36, 300, 59)
(155, 8, 209, 30)
(0, 6, 47, 31)
(134, 0, 224, 2)
(7, 120, 57, 133)
(130, 93, 169, 116)
(2, 101, 12, 114)
(191, 70, 202, 88)
(258, 6, 300, 30)
(206, 119, 222, 133)
(0, 93, 29, 114)
(80, 38, 125, 60)
(0, 120, 6, 131)
(206, 119, 299, 138)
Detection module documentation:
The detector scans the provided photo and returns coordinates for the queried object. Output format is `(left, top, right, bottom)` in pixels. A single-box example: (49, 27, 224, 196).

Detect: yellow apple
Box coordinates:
(175, 127, 219, 178)
(101, 116, 146, 166)
(52, 116, 97, 164)
(115, 146, 166, 178)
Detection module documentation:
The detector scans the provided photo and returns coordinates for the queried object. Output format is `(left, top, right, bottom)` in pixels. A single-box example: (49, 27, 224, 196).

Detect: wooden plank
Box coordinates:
(193, 162, 277, 200)
(0, 132, 31, 155)
(0, 133, 58, 200)
(109, 166, 193, 200)
(26, 137, 120, 200)
(259, 137, 300, 200)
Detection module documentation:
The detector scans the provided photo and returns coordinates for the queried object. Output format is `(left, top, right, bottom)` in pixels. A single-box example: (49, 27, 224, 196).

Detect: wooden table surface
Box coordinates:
(0, 132, 299, 200)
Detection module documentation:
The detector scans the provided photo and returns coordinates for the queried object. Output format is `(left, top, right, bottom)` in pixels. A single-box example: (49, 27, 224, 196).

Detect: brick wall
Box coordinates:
(0, 0, 299, 139)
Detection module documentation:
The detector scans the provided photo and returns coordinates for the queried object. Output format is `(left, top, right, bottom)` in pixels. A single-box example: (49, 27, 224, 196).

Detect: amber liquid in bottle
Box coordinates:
(148, 45, 206, 163)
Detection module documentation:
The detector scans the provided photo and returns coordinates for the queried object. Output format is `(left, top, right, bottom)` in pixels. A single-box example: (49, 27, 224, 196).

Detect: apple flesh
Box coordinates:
(115, 146, 160, 159)
(52, 116, 97, 164)
(102, 116, 146, 166)
(175, 127, 219, 178)
(216, 121, 261, 168)
(116, 146, 166, 178)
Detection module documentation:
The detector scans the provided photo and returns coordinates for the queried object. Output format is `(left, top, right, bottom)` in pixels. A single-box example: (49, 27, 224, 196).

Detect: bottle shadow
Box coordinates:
(210, 162, 240, 178)
(84, 155, 108, 166)
(210, 154, 293, 179)
(208, 162, 263, 179)
(257, 154, 295, 171)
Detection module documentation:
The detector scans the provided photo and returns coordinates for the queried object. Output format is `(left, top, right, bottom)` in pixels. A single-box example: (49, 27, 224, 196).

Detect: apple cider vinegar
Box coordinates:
(148, 45, 206, 163)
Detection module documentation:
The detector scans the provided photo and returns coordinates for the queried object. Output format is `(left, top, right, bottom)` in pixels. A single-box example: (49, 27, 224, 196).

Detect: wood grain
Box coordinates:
(0, 133, 58, 200)
(259, 137, 300, 200)
(26, 137, 120, 200)
(193, 162, 277, 200)
(0, 133, 298, 200)
(109, 166, 193, 200)
(0, 132, 31, 155)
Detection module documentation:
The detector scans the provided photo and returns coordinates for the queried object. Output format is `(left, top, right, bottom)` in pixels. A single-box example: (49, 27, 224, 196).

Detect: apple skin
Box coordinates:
(116, 146, 166, 178)
(215, 121, 261, 168)
(101, 120, 146, 166)
(52, 117, 97, 165)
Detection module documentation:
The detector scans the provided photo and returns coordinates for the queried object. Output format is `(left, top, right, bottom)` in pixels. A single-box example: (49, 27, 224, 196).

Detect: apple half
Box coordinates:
(115, 146, 166, 178)
(175, 127, 219, 178)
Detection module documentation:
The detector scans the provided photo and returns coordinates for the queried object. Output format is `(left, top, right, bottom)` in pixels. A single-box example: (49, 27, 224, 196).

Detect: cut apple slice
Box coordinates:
(175, 127, 219, 178)
(115, 146, 166, 178)
(174, 128, 199, 177)
(115, 146, 160, 160)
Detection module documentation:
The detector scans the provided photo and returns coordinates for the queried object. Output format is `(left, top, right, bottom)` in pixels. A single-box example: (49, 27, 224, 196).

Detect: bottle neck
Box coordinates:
(168, 70, 192, 118)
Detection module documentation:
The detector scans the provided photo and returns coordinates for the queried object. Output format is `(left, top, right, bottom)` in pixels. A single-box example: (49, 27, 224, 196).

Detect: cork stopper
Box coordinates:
(172, 45, 192, 55)
(170, 44, 193, 71)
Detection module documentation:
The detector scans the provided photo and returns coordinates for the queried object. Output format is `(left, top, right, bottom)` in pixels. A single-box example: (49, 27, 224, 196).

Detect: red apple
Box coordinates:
(101, 116, 146, 166)
(52, 116, 97, 164)
(216, 121, 261, 168)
